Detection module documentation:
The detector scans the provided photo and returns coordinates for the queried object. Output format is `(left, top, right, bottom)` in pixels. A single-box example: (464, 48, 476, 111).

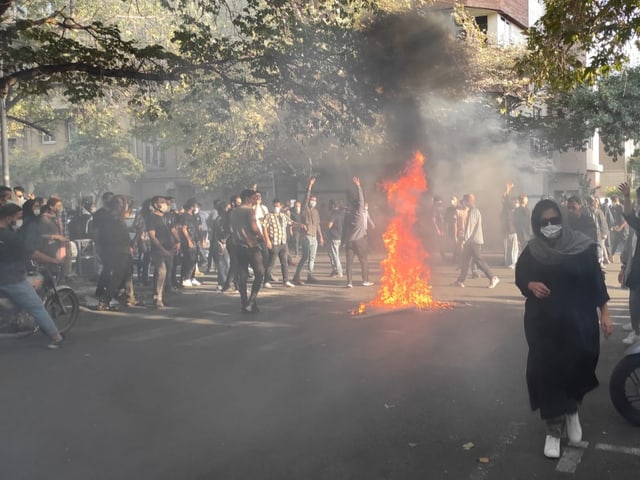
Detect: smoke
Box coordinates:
(350, 12, 538, 245)
(355, 11, 464, 174)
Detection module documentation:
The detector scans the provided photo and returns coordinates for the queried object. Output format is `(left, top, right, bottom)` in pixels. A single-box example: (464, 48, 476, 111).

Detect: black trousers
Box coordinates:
(101, 253, 131, 304)
(265, 244, 290, 283)
(181, 247, 197, 282)
(237, 246, 264, 307)
(346, 237, 369, 284)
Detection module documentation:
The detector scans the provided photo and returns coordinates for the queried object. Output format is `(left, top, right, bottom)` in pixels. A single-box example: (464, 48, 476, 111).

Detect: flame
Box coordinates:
(356, 152, 449, 314)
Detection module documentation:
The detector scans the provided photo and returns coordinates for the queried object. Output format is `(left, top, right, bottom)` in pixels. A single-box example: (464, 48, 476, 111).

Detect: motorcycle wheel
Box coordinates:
(44, 287, 79, 334)
(609, 354, 640, 426)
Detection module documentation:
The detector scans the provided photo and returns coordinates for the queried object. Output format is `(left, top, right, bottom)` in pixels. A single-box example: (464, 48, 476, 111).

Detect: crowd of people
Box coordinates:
(0, 178, 377, 319)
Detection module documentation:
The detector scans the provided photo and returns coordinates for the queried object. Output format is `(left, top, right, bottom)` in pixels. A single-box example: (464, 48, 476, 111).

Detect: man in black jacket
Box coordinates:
(342, 177, 373, 288)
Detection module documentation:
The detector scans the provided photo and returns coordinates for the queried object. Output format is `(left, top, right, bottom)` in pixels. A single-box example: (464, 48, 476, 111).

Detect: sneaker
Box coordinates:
(622, 331, 640, 345)
(346, 283, 353, 288)
(47, 335, 64, 350)
(488, 276, 500, 289)
(566, 412, 582, 443)
(337, 273, 344, 278)
(264, 282, 273, 288)
(306, 275, 319, 284)
(508, 264, 516, 270)
(284, 281, 295, 288)
(544, 435, 561, 459)
(191, 278, 201, 286)
(451, 281, 465, 288)
(217, 285, 223, 291)
(362, 281, 374, 286)
(182, 279, 193, 287)
(154, 300, 165, 309)
(623, 322, 634, 331)
(292, 277, 305, 286)
(242, 304, 253, 313)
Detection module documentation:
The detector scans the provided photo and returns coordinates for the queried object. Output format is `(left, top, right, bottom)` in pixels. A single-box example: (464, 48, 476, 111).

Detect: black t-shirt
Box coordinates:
(0, 226, 27, 285)
(327, 209, 345, 241)
(146, 213, 175, 253)
(178, 212, 200, 246)
(99, 214, 131, 257)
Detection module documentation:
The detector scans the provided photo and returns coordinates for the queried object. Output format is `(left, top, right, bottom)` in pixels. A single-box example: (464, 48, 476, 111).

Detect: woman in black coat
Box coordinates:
(515, 199, 613, 459)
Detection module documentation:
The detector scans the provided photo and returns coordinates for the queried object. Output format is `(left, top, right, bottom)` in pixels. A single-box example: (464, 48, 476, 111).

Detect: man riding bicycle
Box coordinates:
(0, 204, 64, 349)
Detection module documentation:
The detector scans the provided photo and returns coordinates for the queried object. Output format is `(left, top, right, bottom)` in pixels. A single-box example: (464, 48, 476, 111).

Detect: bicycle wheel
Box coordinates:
(44, 287, 79, 334)
(609, 354, 640, 427)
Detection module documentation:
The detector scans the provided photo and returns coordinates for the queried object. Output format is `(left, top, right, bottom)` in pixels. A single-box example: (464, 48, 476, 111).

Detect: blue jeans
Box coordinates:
(295, 235, 318, 278)
(0, 280, 59, 337)
(216, 249, 230, 287)
(328, 239, 342, 275)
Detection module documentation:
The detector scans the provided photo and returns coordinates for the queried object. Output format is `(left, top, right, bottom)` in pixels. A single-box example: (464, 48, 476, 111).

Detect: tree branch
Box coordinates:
(6, 115, 52, 135)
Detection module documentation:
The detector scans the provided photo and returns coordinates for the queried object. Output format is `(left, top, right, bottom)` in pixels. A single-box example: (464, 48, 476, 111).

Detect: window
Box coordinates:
(41, 133, 56, 145)
(8, 138, 17, 148)
(66, 120, 78, 143)
(142, 141, 166, 168)
(474, 16, 488, 34)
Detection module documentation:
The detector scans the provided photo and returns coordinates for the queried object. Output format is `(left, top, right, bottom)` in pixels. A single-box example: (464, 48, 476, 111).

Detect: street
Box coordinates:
(1, 254, 638, 480)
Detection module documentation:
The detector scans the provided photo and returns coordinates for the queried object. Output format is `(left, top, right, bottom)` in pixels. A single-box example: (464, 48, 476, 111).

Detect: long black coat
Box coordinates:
(515, 244, 609, 419)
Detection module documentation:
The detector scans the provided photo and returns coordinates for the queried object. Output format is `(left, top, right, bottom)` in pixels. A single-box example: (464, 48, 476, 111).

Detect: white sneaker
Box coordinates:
(488, 276, 500, 289)
(182, 279, 193, 287)
(566, 412, 582, 443)
(284, 281, 295, 288)
(264, 282, 273, 288)
(362, 281, 374, 286)
(622, 322, 634, 331)
(346, 283, 353, 288)
(191, 278, 201, 286)
(622, 331, 640, 345)
(544, 435, 561, 459)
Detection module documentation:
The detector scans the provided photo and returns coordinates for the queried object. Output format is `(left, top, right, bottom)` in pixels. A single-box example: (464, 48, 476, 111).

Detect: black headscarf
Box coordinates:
(527, 199, 595, 265)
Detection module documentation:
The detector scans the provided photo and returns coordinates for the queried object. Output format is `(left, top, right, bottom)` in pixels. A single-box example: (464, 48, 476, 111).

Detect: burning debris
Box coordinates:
(354, 152, 450, 316)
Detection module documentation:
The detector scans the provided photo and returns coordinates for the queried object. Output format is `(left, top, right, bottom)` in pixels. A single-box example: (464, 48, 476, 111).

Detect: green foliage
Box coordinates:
(520, 0, 640, 92)
(511, 68, 640, 161)
(39, 104, 143, 198)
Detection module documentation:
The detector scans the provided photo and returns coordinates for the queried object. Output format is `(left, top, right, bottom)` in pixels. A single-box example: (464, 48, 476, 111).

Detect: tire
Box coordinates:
(609, 354, 640, 427)
(44, 287, 79, 334)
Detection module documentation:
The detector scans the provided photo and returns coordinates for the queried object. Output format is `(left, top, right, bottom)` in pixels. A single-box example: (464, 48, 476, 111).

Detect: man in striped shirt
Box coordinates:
(263, 199, 295, 288)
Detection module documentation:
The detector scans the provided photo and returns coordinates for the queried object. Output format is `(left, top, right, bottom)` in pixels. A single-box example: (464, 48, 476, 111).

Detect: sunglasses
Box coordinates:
(540, 217, 561, 227)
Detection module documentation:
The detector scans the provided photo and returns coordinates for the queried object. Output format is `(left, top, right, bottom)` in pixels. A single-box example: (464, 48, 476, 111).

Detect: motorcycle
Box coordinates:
(0, 267, 79, 339)
(609, 341, 640, 426)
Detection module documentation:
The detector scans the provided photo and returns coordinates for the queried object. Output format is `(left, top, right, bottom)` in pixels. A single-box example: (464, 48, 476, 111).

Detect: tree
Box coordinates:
(38, 104, 144, 199)
(511, 68, 640, 161)
(520, 0, 640, 91)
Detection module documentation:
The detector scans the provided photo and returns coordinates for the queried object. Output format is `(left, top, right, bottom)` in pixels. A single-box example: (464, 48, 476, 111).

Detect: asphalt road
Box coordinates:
(1, 253, 638, 480)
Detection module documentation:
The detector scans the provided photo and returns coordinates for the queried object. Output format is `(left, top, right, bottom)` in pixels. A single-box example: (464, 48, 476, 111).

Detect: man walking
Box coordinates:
(147, 196, 180, 308)
(230, 189, 265, 313)
(292, 178, 324, 285)
(454, 193, 499, 288)
(326, 199, 345, 278)
(262, 199, 295, 288)
(343, 177, 373, 288)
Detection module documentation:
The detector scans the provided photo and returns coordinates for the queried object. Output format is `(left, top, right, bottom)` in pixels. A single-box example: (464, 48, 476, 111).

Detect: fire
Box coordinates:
(357, 152, 449, 313)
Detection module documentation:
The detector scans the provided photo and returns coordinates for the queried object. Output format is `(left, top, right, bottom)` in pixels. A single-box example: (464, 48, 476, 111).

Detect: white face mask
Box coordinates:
(541, 224, 562, 239)
(15, 219, 23, 229)
(274, 207, 281, 213)
(193, 208, 199, 214)
(33, 209, 40, 216)
(309, 201, 317, 208)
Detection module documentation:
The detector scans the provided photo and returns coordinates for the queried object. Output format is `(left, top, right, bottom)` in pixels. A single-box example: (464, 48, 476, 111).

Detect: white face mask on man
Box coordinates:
(309, 201, 317, 208)
(540, 224, 562, 239)
(274, 207, 281, 213)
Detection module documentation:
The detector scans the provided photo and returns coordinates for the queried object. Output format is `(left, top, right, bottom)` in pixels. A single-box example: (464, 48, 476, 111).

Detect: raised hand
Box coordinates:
(353, 177, 360, 187)
(618, 182, 631, 197)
